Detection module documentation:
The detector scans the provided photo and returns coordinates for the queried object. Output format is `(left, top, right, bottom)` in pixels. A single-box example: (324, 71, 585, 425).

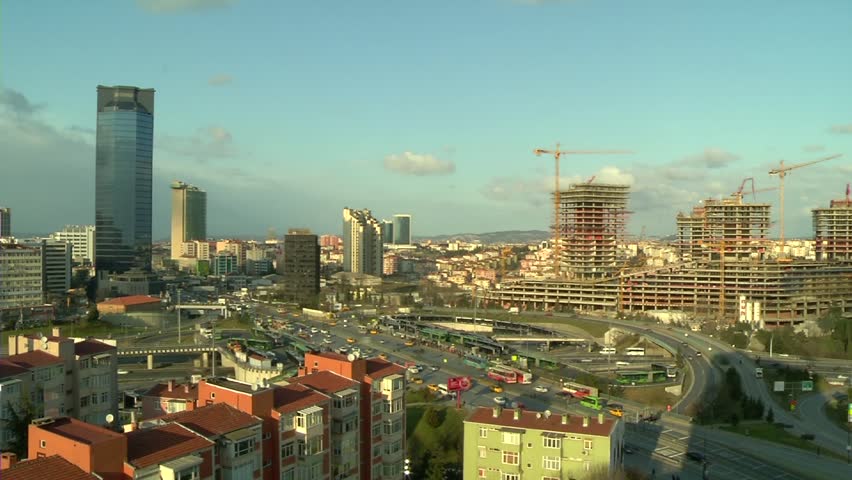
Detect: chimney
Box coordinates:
(561, 414, 568, 425)
(582, 416, 589, 428)
(184, 384, 190, 394)
(492, 406, 501, 418)
(1, 452, 18, 470)
(513, 409, 521, 421)
(52, 327, 61, 337)
(168, 380, 174, 392)
(598, 413, 605, 424)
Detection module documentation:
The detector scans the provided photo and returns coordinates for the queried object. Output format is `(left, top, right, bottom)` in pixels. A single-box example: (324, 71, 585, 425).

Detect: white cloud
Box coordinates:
(157, 126, 236, 159)
(681, 147, 740, 169)
(384, 151, 456, 176)
(481, 166, 635, 203)
(0, 88, 43, 115)
(829, 124, 852, 134)
(208, 74, 234, 86)
(136, 0, 236, 14)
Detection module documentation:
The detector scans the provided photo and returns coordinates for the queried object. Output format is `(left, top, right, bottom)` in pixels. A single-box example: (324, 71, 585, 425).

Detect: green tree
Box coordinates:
(2, 400, 35, 457)
(425, 407, 442, 428)
(766, 407, 775, 423)
(425, 454, 445, 480)
(831, 317, 852, 353)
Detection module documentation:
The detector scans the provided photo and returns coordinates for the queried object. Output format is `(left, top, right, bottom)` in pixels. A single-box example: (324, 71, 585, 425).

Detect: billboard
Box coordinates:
(773, 381, 785, 392)
(447, 376, 472, 392)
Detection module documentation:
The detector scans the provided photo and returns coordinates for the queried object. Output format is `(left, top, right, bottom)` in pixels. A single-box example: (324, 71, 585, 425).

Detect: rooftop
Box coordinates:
(289, 370, 358, 395)
(0, 359, 31, 379)
(2, 455, 98, 480)
(127, 422, 213, 468)
(4, 350, 63, 369)
(74, 339, 116, 356)
(98, 295, 162, 307)
(143, 382, 198, 401)
(202, 377, 272, 394)
(365, 358, 406, 379)
(158, 403, 261, 437)
(466, 407, 618, 437)
(32, 417, 123, 445)
(273, 383, 329, 414)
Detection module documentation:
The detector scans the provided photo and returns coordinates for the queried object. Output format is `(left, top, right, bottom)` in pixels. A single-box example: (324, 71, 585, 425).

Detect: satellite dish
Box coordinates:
(347, 353, 356, 362)
(105, 413, 114, 424)
(536, 413, 542, 419)
(41, 336, 49, 349)
(544, 410, 552, 418)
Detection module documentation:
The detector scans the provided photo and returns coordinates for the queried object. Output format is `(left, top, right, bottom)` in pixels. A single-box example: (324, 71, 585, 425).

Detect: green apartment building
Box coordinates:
(464, 407, 624, 480)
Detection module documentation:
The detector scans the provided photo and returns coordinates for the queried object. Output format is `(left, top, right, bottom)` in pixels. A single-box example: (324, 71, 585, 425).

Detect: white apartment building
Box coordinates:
(51, 225, 95, 263)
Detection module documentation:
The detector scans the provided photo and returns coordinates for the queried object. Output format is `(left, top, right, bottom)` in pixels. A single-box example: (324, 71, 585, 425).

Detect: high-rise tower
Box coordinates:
(0, 207, 10, 238)
(342, 208, 382, 276)
(170, 181, 207, 260)
(94, 85, 155, 275)
(392, 214, 411, 245)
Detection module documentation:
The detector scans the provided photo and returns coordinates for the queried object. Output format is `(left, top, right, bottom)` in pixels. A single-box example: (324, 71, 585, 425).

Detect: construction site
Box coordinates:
(487, 151, 852, 326)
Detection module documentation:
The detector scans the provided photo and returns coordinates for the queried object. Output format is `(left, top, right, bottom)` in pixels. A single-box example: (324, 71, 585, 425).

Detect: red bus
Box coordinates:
(511, 368, 533, 384)
(487, 365, 518, 384)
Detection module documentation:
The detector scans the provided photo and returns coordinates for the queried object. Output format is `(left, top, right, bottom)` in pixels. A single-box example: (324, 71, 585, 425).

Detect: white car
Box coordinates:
(310, 327, 319, 334)
(533, 385, 549, 393)
(320, 329, 329, 334)
(493, 396, 508, 406)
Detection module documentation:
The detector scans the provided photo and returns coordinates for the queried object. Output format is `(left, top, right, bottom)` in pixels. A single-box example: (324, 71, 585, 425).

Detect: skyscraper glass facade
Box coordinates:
(95, 85, 155, 274)
(392, 214, 411, 245)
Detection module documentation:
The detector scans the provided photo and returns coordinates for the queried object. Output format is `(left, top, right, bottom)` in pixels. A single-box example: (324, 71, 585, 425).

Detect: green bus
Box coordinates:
(580, 395, 606, 410)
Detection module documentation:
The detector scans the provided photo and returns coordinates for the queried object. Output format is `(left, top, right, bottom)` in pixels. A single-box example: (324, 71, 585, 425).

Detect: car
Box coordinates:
(379, 339, 386, 344)
(322, 338, 333, 344)
(404, 340, 415, 347)
(337, 346, 350, 354)
(379, 353, 389, 360)
(346, 337, 356, 344)
(685, 451, 705, 463)
(695, 351, 702, 357)
(491, 385, 504, 393)
(407, 366, 421, 374)
(681, 341, 688, 346)
(429, 365, 439, 372)
(310, 327, 319, 334)
(427, 384, 440, 392)
(411, 377, 423, 384)
(118, 369, 130, 375)
(370, 329, 378, 335)
(687, 355, 693, 360)
(493, 396, 508, 406)
(534, 385, 549, 393)
(320, 329, 329, 334)
(608, 404, 624, 417)
(329, 321, 338, 326)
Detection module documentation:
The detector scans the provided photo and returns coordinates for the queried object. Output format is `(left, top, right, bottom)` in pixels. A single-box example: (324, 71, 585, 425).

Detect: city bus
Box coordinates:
(464, 355, 489, 370)
(511, 368, 533, 384)
(665, 364, 678, 378)
(487, 365, 519, 384)
(616, 370, 667, 385)
(600, 347, 616, 355)
(625, 347, 646, 356)
(580, 395, 606, 410)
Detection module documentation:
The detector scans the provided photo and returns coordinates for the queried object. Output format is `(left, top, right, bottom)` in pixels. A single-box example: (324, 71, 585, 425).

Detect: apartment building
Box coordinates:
(342, 208, 383, 276)
(0, 453, 99, 480)
(26, 416, 127, 480)
(0, 244, 44, 308)
(7, 330, 118, 427)
(51, 225, 96, 264)
(298, 351, 407, 480)
(140, 380, 198, 418)
(464, 407, 624, 480)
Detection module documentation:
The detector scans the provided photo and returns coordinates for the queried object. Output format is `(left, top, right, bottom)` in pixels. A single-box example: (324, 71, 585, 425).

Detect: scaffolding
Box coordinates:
(814, 199, 852, 261)
(557, 183, 629, 281)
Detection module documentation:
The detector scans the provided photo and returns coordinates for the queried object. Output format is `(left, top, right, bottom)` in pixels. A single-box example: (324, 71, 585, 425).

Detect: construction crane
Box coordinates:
(533, 143, 632, 277)
(769, 154, 843, 252)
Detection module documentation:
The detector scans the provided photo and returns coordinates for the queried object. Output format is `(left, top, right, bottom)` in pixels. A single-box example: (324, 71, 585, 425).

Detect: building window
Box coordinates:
(479, 427, 488, 438)
(281, 442, 294, 458)
(383, 418, 403, 435)
(280, 413, 294, 431)
(177, 468, 199, 480)
(263, 459, 272, 468)
(235, 438, 255, 457)
(501, 450, 519, 465)
(281, 467, 295, 480)
(80, 396, 89, 408)
(40, 440, 46, 448)
(501, 432, 520, 445)
(542, 456, 561, 471)
(372, 401, 381, 415)
(583, 439, 593, 450)
(478, 446, 487, 458)
(101, 392, 108, 404)
(210, 392, 216, 399)
(383, 398, 404, 414)
(501, 474, 520, 480)
(478, 468, 487, 478)
(372, 422, 381, 437)
(543, 436, 561, 449)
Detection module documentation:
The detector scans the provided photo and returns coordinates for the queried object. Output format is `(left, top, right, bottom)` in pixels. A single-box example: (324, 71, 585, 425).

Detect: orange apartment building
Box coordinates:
(1, 452, 99, 480)
(141, 379, 198, 418)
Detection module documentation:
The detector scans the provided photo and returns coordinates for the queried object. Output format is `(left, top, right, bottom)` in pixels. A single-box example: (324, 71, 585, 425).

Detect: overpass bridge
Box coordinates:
(492, 335, 587, 343)
(174, 303, 231, 318)
(118, 344, 218, 370)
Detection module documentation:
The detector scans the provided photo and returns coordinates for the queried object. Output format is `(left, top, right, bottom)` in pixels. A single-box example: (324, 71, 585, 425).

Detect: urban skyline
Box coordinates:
(2, 1, 852, 239)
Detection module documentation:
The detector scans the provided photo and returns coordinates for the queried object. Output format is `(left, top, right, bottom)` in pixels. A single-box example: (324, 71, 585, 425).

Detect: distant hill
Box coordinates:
(415, 230, 550, 245)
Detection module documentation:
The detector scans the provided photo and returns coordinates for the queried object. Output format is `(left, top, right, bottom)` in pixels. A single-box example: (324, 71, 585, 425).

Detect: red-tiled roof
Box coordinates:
(5, 350, 63, 369)
(2, 455, 98, 480)
(289, 370, 358, 395)
(365, 358, 406, 379)
(98, 295, 161, 306)
(144, 382, 198, 401)
(158, 403, 261, 437)
(0, 359, 31, 379)
(273, 383, 329, 414)
(466, 407, 618, 437)
(126, 422, 213, 468)
(74, 339, 116, 356)
(34, 417, 123, 444)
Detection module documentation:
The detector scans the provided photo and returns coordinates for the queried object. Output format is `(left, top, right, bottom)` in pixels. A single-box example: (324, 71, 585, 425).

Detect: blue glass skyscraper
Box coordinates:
(95, 85, 155, 275)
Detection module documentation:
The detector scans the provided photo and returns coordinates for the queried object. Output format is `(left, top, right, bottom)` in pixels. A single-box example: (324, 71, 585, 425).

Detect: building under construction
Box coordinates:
(489, 183, 852, 325)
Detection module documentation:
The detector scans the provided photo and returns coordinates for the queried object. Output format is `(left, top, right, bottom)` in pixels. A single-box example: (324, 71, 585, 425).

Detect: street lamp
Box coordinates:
(403, 458, 411, 479)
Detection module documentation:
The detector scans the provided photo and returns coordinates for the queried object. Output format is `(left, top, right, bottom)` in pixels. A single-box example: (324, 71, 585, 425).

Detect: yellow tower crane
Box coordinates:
(769, 154, 842, 253)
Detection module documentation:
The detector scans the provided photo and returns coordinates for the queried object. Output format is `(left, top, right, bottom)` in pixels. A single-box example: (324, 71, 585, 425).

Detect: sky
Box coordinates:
(2, 0, 852, 240)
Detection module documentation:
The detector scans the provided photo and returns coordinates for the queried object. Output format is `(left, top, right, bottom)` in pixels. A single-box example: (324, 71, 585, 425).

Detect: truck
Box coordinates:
(508, 307, 519, 314)
(754, 367, 763, 379)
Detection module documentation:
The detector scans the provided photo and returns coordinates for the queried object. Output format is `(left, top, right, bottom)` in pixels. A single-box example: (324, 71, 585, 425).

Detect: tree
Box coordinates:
(2, 400, 35, 457)
(425, 454, 445, 480)
(425, 407, 442, 428)
(766, 408, 775, 423)
(729, 412, 740, 427)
